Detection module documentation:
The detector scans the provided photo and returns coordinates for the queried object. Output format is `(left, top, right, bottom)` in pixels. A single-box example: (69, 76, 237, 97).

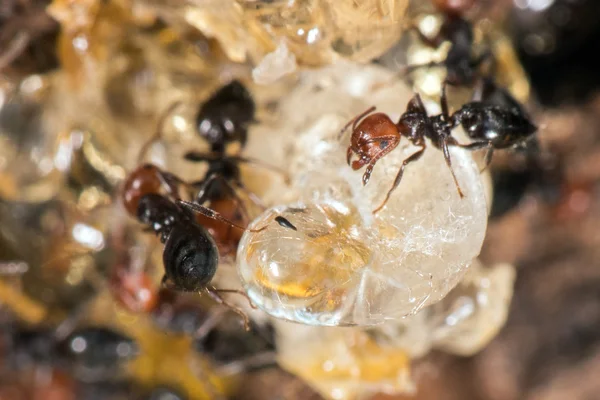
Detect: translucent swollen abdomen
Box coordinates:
(163, 222, 219, 292)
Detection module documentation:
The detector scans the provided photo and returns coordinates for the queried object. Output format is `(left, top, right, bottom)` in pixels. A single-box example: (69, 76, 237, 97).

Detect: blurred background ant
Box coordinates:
(342, 83, 537, 213)
(1, 321, 139, 386)
(195, 80, 256, 154)
(387, 0, 525, 110)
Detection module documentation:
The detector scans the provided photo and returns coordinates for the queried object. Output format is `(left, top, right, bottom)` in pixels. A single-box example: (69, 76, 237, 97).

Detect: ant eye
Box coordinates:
(379, 140, 389, 149)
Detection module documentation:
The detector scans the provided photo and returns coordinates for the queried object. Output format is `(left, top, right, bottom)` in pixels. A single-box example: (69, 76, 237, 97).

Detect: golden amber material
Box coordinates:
(180, 0, 409, 68)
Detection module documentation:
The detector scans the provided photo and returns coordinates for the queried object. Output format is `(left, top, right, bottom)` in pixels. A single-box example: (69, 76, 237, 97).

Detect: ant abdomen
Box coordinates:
(163, 222, 219, 292)
(453, 103, 537, 148)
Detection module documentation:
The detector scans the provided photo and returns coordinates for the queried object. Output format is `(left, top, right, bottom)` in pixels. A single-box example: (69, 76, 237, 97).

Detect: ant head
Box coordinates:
(432, 0, 475, 16)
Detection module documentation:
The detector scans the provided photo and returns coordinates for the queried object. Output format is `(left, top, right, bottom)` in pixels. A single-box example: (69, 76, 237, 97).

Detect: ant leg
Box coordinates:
(446, 137, 494, 172)
(193, 174, 251, 222)
(235, 179, 267, 211)
(178, 200, 267, 233)
(481, 146, 494, 173)
(193, 308, 227, 342)
(410, 93, 429, 115)
(359, 135, 401, 186)
(137, 101, 183, 164)
(441, 138, 465, 198)
(373, 145, 426, 214)
(185, 152, 291, 184)
(204, 287, 252, 331)
(338, 106, 376, 140)
(226, 156, 289, 182)
(440, 81, 450, 120)
(155, 170, 189, 200)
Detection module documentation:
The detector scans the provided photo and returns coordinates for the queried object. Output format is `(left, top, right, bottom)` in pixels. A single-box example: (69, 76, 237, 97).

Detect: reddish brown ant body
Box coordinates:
(121, 164, 186, 217)
(342, 83, 537, 213)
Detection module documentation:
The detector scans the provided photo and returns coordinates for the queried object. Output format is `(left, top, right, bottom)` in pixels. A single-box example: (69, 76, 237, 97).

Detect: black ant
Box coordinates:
(133, 97, 288, 256)
(341, 83, 537, 213)
(124, 101, 295, 329)
(133, 192, 279, 330)
(195, 80, 256, 153)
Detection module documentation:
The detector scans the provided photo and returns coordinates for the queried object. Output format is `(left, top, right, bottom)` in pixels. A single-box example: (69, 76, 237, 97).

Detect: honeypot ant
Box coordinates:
(341, 83, 537, 213)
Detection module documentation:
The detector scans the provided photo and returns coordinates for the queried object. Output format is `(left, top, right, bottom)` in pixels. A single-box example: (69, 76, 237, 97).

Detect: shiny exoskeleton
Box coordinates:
(5, 325, 138, 381)
(135, 193, 218, 292)
(451, 99, 538, 164)
(196, 80, 256, 153)
(135, 193, 266, 329)
(342, 84, 537, 213)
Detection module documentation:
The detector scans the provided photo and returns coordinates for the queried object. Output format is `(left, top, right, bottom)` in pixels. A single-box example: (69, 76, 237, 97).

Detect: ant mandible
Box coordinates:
(342, 83, 537, 213)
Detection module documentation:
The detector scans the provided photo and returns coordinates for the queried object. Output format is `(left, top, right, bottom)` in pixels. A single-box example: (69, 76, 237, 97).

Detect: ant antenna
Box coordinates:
(177, 200, 268, 233)
(137, 101, 184, 164)
(338, 106, 376, 140)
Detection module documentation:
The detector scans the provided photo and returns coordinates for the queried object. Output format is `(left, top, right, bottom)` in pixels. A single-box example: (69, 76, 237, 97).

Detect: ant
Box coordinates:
(123, 100, 294, 329)
(195, 80, 256, 153)
(396, 0, 525, 109)
(341, 83, 537, 213)
(134, 192, 275, 330)
(4, 323, 138, 382)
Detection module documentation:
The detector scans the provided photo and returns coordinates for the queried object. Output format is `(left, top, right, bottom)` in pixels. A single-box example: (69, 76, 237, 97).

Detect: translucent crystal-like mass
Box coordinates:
(237, 63, 488, 326)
